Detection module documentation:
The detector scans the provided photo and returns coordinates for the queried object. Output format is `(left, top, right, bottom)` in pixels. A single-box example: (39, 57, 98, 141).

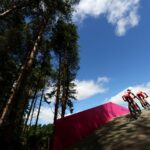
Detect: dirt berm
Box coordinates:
(68, 109, 150, 150)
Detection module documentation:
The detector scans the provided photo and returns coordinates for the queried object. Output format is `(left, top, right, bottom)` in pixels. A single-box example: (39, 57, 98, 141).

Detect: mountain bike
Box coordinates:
(126, 99, 141, 119)
(139, 97, 150, 109)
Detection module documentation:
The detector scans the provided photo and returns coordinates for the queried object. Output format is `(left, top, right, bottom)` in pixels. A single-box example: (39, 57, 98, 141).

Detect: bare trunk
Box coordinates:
(23, 51, 48, 132)
(53, 56, 61, 124)
(61, 63, 66, 118)
(61, 49, 68, 118)
(61, 76, 69, 118)
(61, 93, 66, 118)
(34, 89, 44, 129)
(28, 94, 38, 128)
(0, 5, 17, 18)
(61, 81, 69, 118)
(22, 88, 38, 133)
(49, 54, 62, 150)
(16, 88, 33, 126)
(0, 1, 30, 19)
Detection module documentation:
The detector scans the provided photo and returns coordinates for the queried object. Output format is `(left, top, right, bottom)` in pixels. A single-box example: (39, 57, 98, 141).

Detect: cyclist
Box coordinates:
(122, 89, 141, 117)
(136, 90, 149, 109)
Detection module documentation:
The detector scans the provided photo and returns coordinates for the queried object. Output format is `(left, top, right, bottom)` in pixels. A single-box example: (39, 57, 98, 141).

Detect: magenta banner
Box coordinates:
(53, 102, 129, 150)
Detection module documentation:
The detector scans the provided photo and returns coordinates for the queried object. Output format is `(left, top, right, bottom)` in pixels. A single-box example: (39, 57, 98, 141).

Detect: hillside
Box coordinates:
(68, 109, 150, 150)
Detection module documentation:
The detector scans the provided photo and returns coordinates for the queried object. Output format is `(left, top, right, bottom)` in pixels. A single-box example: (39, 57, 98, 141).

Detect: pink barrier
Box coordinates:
(53, 102, 129, 150)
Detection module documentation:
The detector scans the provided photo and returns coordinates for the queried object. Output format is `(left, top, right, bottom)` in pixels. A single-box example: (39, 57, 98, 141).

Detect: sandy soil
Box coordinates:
(68, 109, 150, 150)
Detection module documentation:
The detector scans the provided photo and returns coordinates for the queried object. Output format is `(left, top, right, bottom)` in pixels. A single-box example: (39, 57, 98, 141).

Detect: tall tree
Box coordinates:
(34, 89, 44, 129)
(0, 11, 29, 115)
(50, 19, 79, 119)
(0, 0, 76, 149)
(48, 19, 79, 150)
(0, 0, 37, 19)
(0, 16, 48, 126)
(0, 0, 80, 149)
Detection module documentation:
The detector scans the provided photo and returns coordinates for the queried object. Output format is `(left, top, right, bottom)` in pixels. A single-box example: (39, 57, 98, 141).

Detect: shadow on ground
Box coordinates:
(68, 110, 150, 150)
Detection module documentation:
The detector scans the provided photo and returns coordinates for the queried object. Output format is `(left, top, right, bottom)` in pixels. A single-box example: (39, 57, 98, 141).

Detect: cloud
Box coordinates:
(97, 76, 110, 83)
(75, 76, 110, 100)
(108, 82, 150, 105)
(30, 81, 150, 124)
(73, 0, 140, 36)
(27, 76, 110, 124)
(44, 76, 110, 101)
(30, 105, 73, 124)
(26, 106, 55, 124)
(36, 106, 54, 124)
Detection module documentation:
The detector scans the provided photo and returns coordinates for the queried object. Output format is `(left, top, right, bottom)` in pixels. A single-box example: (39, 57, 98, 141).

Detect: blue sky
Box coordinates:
(73, 0, 150, 112)
(37, 0, 150, 124)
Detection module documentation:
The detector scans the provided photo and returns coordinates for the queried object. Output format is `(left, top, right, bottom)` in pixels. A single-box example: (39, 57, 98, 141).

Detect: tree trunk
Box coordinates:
(22, 88, 38, 133)
(34, 89, 44, 129)
(23, 50, 48, 133)
(0, 1, 30, 19)
(0, 17, 48, 126)
(49, 54, 62, 150)
(28, 94, 38, 127)
(61, 92, 66, 118)
(61, 69, 69, 118)
(0, 17, 49, 150)
(16, 87, 33, 127)
(61, 49, 68, 118)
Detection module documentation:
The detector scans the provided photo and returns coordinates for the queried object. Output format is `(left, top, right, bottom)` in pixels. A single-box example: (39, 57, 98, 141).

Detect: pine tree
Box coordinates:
(0, 0, 80, 149)
(0, 0, 76, 149)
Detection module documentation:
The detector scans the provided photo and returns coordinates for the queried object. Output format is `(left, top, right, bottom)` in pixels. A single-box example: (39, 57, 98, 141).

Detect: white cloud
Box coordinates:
(73, 0, 140, 36)
(97, 76, 110, 83)
(27, 76, 110, 124)
(45, 76, 110, 101)
(108, 82, 150, 106)
(27, 106, 55, 124)
(37, 106, 54, 124)
(30, 81, 150, 124)
(30, 106, 73, 124)
(75, 76, 110, 100)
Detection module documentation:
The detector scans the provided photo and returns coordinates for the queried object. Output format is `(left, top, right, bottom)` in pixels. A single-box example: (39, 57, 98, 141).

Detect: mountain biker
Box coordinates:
(122, 89, 141, 115)
(122, 89, 136, 103)
(136, 90, 149, 108)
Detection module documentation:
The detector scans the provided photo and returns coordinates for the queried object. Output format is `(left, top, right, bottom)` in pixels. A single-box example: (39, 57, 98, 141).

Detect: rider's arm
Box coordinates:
(143, 92, 148, 98)
(131, 92, 137, 99)
(122, 96, 126, 101)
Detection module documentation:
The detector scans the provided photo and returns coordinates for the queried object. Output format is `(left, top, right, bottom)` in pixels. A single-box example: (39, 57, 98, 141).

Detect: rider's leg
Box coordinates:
(141, 98, 150, 109)
(139, 99, 145, 108)
(128, 103, 138, 119)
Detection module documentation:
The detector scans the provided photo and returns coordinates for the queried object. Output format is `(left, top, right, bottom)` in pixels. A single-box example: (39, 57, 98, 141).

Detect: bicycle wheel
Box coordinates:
(141, 98, 150, 109)
(133, 102, 141, 115)
(145, 102, 150, 109)
(129, 104, 138, 119)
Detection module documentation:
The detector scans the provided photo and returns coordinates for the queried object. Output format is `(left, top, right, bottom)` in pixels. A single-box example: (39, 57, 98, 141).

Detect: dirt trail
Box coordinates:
(69, 109, 150, 150)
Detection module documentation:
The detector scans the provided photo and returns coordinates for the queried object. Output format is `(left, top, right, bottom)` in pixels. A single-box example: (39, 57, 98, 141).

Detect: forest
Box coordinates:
(0, 0, 80, 149)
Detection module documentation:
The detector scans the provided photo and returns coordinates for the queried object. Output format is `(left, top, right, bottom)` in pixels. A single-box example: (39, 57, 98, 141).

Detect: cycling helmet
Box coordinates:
(127, 89, 131, 92)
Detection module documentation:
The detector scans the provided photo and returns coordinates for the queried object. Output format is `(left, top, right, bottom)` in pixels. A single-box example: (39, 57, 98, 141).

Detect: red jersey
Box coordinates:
(122, 91, 134, 102)
(136, 91, 145, 99)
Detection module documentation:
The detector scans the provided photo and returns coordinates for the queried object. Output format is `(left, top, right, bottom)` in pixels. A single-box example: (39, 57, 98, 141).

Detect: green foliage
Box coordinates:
(0, 0, 80, 149)
(0, 12, 27, 112)
(23, 124, 53, 150)
(50, 19, 79, 116)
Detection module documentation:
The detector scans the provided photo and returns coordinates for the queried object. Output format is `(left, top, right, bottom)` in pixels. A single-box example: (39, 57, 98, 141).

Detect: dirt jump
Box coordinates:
(69, 109, 150, 150)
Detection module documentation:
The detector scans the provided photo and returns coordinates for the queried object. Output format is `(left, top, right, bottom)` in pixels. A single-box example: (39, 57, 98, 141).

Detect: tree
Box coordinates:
(0, 0, 37, 19)
(0, 0, 80, 149)
(0, 0, 76, 149)
(0, 11, 29, 115)
(22, 124, 53, 150)
(50, 19, 79, 119)
(47, 19, 79, 150)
